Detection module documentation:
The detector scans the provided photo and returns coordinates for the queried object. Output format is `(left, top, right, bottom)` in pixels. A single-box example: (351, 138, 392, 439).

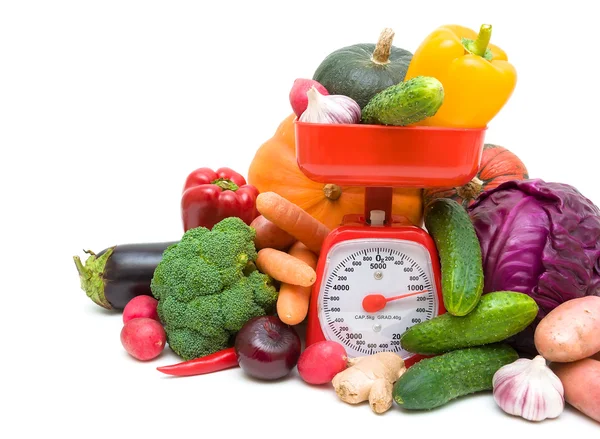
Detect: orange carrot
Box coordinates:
(256, 247, 317, 287)
(256, 192, 330, 254)
(277, 242, 318, 325)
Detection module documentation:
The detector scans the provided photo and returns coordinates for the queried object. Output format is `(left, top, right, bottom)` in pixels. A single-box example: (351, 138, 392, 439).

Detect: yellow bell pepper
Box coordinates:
(405, 24, 517, 128)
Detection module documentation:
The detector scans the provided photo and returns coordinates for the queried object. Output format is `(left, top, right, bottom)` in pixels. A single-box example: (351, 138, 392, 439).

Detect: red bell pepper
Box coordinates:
(181, 167, 259, 231)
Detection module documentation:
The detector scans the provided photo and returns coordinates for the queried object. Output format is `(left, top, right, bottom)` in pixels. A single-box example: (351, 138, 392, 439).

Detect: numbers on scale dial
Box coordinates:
(321, 247, 436, 356)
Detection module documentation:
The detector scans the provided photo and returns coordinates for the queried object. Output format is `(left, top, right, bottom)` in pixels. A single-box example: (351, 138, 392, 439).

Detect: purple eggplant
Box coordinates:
(74, 242, 176, 310)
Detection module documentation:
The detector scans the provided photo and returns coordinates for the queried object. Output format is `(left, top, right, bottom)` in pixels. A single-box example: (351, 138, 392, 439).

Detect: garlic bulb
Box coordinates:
(493, 355, 564, 422)
(299, 86, 361, 124)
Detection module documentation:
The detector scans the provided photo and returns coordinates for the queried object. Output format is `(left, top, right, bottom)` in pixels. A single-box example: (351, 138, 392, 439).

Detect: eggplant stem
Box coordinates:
(73, 255, 87, 277)
(73, 247, 115, 309)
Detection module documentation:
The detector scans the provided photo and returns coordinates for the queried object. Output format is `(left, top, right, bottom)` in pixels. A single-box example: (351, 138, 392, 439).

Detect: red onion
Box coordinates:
(234, 316, 301, 380)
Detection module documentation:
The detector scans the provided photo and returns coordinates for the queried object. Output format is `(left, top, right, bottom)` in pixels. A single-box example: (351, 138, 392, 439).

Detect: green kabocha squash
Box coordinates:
(313, 28, 413, 108)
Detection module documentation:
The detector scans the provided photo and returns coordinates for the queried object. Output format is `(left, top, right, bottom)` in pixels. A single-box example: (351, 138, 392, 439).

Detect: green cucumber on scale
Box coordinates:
(361, 76, 445, 126)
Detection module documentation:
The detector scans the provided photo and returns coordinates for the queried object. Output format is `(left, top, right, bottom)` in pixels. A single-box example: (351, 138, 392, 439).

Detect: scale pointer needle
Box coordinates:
(362, 290, 429, 313)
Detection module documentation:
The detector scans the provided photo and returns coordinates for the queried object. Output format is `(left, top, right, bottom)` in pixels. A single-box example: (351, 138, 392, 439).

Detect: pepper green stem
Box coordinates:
(473, 24, 492, 56)
(462, 24, 493, 61)
(212, 178, 239, 191)
(73, 247, 114, 309)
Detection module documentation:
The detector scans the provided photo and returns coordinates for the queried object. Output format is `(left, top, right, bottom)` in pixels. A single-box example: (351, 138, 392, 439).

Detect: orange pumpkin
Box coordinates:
(248, 114, 423, 230)
(423, 144, 529, 208)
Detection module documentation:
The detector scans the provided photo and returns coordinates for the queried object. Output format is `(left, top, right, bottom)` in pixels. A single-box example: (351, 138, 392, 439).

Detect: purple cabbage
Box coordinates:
(468, 179, 600, 355)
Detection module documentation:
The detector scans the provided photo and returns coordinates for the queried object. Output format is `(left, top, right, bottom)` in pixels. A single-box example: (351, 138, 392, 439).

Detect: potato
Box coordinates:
(251, 215, 296, 250)
(534, 296, 600, 362)
(551, 359, 600, 423)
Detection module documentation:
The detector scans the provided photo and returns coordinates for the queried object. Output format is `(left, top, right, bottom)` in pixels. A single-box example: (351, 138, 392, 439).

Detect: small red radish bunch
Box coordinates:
(298, 340, 348, 385)
(120, 296, 166, 361)
(289, 78, 328, 118)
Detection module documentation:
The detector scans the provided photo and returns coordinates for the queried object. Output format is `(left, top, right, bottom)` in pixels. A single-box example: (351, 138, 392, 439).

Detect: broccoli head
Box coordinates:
(151, 217, 278, 360)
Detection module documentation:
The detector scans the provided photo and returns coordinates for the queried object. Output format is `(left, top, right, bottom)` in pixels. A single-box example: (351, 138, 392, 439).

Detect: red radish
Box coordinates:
(297, 340, 348, 385)
(120, 317, 166, 361)
(289, 78, 328, 117)
(122, 295, 159, 324)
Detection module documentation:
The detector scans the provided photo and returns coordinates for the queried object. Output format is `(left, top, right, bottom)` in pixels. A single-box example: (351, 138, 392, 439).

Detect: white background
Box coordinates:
(1, 0, 599, 437)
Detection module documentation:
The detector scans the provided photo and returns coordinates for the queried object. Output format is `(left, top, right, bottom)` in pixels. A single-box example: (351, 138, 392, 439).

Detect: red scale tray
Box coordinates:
(295, 121, 486, 188)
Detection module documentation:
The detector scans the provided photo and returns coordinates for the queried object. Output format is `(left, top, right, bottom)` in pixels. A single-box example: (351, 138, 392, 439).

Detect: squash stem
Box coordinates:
(323, 184, 342, 201)
(456, 176, 484, 202)
(371, 28, 395, 65)
(462, 24, 493, 61)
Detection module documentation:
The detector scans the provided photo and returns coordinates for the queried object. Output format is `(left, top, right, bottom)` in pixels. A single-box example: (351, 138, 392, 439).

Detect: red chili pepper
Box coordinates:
(181, 167, 259, 231)
(157, 347, 239, 377)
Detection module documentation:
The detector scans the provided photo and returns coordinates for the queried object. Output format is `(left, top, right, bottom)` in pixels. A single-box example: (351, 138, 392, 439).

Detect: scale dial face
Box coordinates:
(318, 238, 439, 359)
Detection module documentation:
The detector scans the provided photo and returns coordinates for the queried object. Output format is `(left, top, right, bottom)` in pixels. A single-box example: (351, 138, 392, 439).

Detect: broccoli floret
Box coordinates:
(150, 217, 278, 360)
(220, 277, 265, 332)
(165, 327, 230, 362)
(184, 259, 222, 296)
(247, 270, 279, 310)
(200, 217, 258, 287)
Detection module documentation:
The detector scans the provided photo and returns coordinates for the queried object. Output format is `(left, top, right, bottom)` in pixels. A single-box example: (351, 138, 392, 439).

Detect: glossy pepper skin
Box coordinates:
(405, 24, 517, 128)
(156, 347, 239, 376)
(181, 167, 259, 231)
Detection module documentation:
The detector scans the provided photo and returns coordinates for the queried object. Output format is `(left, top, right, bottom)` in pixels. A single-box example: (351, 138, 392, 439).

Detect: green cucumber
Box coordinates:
(401, 291, 539, 355)
(361, 76, 444, 126)
(424, 198, 483, 316)
(393, 344, 518, 410)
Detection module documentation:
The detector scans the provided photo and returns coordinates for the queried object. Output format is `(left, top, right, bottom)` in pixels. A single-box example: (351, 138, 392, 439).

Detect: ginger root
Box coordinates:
(331, 352, 406, 414)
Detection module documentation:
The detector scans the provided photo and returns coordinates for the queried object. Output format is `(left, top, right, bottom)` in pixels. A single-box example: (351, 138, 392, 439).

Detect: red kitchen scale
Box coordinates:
(296, 121, 486, 367)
